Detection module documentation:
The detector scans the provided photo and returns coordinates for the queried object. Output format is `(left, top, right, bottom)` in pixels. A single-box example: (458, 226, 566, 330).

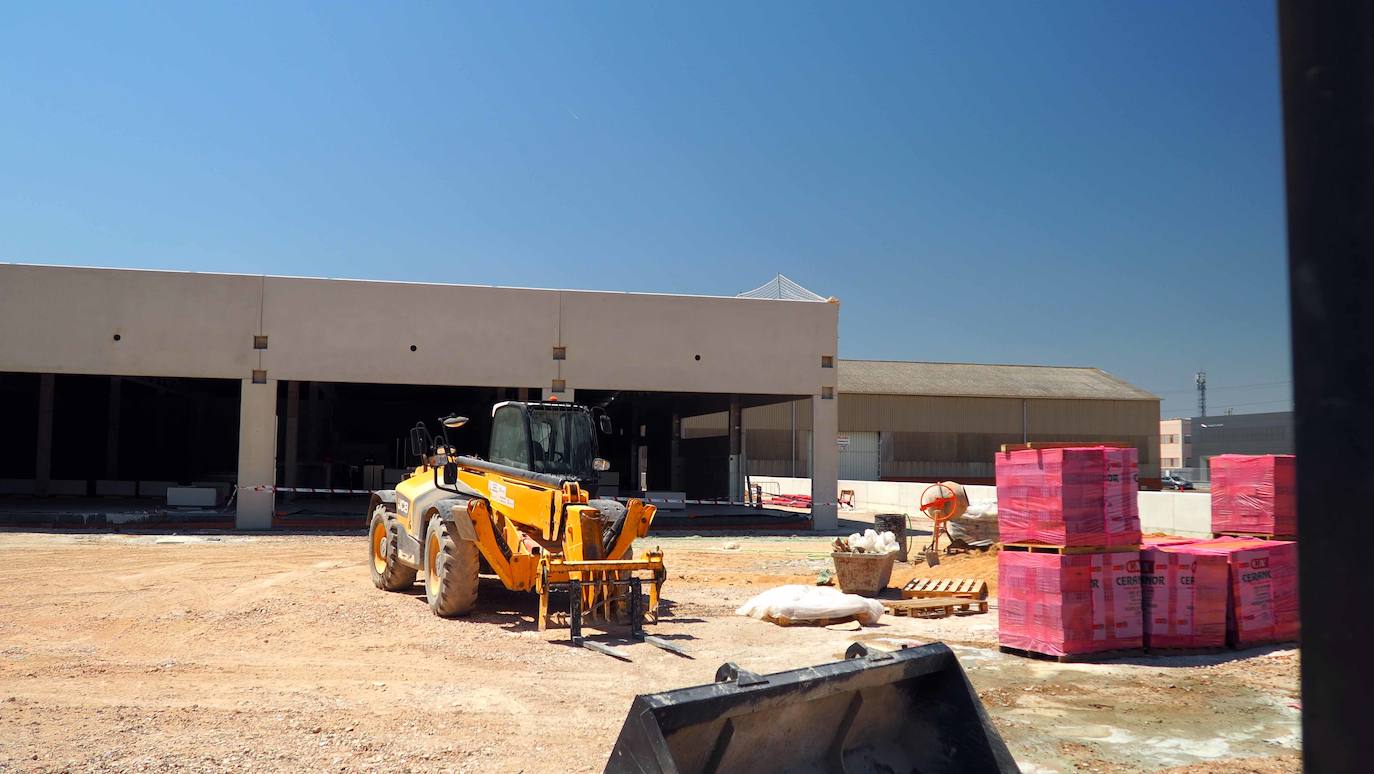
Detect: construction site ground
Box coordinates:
(0, 531, 1300, 773)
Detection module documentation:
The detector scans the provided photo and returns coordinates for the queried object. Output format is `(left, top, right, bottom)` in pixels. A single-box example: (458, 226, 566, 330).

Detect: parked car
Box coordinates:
(1161, 474, 1195, 490)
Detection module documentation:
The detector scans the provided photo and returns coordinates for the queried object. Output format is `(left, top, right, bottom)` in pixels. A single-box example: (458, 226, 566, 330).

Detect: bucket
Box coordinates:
(831, 551, 896, 596)
(604, 642, 1019, 773)
(875, 513, 909, 561)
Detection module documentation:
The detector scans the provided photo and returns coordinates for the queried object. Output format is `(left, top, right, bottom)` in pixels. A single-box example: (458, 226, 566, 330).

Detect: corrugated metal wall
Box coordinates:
(739, 394, 1160, 482)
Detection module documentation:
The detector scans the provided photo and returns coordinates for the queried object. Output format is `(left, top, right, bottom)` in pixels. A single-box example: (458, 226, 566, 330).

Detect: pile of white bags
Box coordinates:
(840, 528, 901, 554)
(736, 585, 885, 626)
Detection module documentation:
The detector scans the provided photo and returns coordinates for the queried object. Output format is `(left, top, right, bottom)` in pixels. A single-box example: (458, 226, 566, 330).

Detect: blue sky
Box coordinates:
(0, 2, 1288, 417)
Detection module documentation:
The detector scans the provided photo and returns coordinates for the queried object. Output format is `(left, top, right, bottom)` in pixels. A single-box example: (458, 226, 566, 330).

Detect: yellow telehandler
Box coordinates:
(367, 400, 680, 659)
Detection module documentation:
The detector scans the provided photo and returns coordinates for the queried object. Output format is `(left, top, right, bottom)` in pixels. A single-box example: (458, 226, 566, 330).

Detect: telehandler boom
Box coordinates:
(367, 400, 676, 657)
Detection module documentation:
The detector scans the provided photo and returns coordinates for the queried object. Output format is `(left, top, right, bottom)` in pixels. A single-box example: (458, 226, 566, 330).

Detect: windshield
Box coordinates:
(526, 407, 597, 479)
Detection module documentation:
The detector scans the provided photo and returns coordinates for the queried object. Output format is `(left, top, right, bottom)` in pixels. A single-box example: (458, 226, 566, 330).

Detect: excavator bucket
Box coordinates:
(604, 642, 1018, 774)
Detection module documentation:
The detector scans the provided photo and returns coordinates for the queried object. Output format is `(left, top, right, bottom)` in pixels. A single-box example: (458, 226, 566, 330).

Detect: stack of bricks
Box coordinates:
(1140, 540, 1230, 650)
(996, 447, 1143, 658)
(1210, 454, 1297, 538)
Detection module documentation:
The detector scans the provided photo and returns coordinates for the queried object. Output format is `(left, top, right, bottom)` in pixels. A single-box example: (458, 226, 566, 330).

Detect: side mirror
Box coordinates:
(408, 423, 431, 459)
(595, 409, 613, 435)
(443, 461, 458, 485)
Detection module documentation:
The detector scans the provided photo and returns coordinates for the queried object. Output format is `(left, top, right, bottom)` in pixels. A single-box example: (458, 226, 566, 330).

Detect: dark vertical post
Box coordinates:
(35, 373, 55, 496)
(728, 395, 742, 501)
(104, 376, 122, 480)
(1279, 2, 1374, 770)
(670, 406, 683, 492)
(284, 380, 300, 496)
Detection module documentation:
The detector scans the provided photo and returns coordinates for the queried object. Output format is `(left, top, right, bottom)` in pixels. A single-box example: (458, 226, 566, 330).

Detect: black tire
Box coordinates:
(424, 514, 480, 617)
(369, 506, 417, 591)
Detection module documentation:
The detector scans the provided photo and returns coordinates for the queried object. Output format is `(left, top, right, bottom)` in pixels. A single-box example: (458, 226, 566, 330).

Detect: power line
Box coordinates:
(1150, 380, 1291, 395)
(1161, 398, 1293, 412)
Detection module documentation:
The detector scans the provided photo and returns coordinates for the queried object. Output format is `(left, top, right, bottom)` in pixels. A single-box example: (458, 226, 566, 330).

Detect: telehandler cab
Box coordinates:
(367, 400, 679, 658)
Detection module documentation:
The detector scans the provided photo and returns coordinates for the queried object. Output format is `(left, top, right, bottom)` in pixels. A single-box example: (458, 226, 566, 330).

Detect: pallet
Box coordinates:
(901, 577, 988, 602)
(1002, 542, 1140, 555)
(998, 645, 1144, 663)
(882, 597, 987, 618)
(1211, 532, 1296, 542)
(999, 441, 1131, 453)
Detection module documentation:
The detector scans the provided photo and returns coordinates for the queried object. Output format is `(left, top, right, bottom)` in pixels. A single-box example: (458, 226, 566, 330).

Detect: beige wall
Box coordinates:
(0, 264, 838, 396)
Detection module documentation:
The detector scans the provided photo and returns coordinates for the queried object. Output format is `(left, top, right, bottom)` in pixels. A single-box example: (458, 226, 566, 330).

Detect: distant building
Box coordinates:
(1160, 417, 1194, 472)
(1193, 411, 1294, 461)
(1161, 411, 1293, 482)
(687, 359, 1162, 487)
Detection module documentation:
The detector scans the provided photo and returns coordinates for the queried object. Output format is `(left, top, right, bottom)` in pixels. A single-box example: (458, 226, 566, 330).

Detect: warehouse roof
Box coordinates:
(838, 359, 1158, 401)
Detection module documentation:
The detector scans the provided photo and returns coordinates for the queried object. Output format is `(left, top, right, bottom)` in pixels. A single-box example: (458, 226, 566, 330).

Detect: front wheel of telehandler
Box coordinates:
(425, 515, 479, 617)
(369, 506, 417, 591)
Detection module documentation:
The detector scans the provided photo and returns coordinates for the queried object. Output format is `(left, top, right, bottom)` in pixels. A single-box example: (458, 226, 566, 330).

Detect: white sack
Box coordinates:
(736, 584, 885, 625)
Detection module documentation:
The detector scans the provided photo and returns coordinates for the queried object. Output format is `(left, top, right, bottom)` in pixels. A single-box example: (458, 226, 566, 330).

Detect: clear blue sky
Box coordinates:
(0, 2, 1288, 417)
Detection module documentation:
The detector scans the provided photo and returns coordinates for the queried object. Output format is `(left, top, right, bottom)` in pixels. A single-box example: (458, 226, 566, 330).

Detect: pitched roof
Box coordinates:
(737, 274, 827, 301)
(838, 359, 1158, 401)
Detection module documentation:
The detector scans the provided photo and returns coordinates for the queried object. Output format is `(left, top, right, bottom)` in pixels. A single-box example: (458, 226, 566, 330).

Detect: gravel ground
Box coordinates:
(0, 532, 1299, 772)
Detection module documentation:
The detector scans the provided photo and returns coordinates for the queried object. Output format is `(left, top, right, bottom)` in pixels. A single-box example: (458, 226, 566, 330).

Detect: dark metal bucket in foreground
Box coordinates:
(605, 642, 1019, 774)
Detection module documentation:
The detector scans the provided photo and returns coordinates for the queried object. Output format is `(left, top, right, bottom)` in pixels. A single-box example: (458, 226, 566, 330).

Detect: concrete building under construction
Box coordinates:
(0, 265, 1161, 532)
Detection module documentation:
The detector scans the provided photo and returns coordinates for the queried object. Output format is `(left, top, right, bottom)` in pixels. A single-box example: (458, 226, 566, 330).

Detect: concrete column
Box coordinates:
(811, 395, 839, 531)
(105, 377, 122, 479)
(283, 380, 300, 493)
(236, 377, 277, 529)
(728, 395, 742, 502)
(35, 374, 54, 496)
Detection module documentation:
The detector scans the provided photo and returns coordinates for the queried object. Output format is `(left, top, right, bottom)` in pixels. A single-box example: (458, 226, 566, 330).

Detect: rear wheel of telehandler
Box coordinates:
(369, 506, 417, 591)
(425, 515, 479, 617)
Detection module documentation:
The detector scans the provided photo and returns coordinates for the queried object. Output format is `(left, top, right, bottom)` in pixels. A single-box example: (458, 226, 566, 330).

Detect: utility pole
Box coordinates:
(1195, 371, 1207, 418)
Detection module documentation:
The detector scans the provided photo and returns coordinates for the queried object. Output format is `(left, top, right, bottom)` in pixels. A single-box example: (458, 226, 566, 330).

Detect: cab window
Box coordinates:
(489, 405, 529, 469)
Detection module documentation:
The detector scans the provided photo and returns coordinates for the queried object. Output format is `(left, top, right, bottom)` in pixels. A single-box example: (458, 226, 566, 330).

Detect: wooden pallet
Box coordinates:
(1211, 531, 1297, 542)
(999, 441, 1131, 453)
(998, 645, 1144, 663)
(1002, 542, 1141, 555)
(882, 597, 987, 619)
(901, 577, 988, 603)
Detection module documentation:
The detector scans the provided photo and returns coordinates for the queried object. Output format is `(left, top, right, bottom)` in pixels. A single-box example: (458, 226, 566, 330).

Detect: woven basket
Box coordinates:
(831, 551, 896, 596)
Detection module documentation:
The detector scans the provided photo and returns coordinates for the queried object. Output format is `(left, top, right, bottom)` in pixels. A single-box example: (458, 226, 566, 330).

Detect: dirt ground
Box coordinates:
(0, 532, 1300, 773)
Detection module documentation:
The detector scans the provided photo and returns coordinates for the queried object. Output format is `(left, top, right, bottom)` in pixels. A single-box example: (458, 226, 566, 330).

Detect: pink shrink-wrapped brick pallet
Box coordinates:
(998, 550, 1143, 657)
(1184, 538, 1300, 648)
(1141, 543, 1229, 649)
(1210, 454, 1297, 536)
(996, 446, 1141, 547)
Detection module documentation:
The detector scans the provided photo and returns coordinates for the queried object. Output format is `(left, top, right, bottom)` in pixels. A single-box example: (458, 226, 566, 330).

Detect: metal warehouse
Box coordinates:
(689, 359, 1161, 487)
